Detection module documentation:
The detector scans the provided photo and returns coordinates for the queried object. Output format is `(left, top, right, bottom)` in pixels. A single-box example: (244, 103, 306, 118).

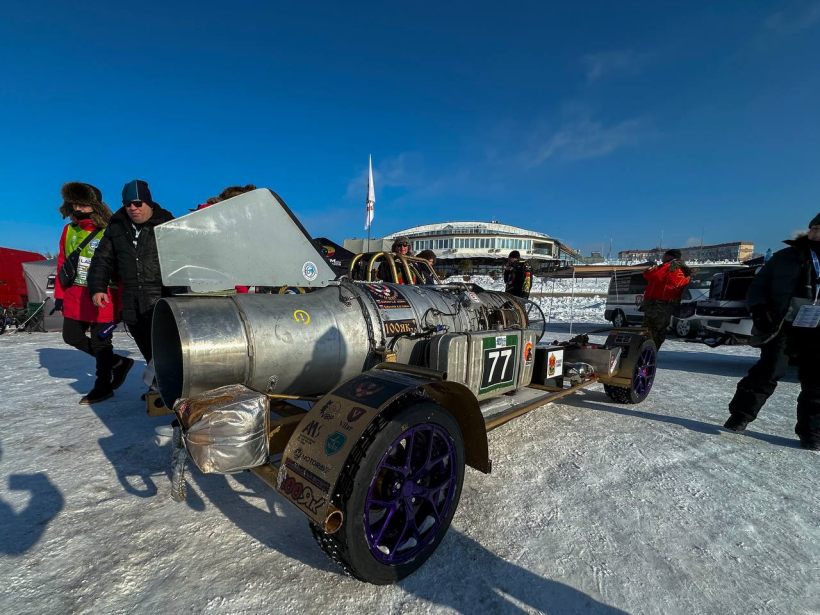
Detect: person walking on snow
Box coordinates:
(87, 180, 174, 368)
(724, 214, 820, 450)
(640, 249, 692, 349)
(55, 182, 134, 404)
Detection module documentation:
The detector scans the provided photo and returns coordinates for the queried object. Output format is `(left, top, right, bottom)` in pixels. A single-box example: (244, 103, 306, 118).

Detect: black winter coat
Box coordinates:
(87, 205, 174, 323)
(747, 235, 815, 323)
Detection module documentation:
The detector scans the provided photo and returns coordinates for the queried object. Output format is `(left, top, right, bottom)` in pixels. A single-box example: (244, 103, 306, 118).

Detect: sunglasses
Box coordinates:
(125, 201, 149, 209)
(396, 243, 410, 248)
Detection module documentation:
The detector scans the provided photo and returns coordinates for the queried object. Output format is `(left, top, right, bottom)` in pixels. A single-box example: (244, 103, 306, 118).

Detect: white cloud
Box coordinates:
(582, 49, 649, 83)
(344, 152, 425, 199)
(765, 3, 820, 34)
(526, 117, 650, 167)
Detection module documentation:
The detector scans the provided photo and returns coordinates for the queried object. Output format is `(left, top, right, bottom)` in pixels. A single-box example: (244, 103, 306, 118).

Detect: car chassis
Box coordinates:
(151, 189, 659, 584)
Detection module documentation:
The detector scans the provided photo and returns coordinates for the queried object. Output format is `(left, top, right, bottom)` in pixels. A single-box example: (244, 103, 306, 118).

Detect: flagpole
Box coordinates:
(365, 154, 376, 253)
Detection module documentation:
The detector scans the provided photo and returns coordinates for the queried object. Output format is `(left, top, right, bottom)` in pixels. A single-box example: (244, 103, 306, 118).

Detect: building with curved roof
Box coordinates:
(345, 221, 584, 275)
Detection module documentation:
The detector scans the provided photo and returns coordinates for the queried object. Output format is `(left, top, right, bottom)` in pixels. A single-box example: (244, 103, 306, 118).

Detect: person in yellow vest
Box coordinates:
(55, 182, 133, 404)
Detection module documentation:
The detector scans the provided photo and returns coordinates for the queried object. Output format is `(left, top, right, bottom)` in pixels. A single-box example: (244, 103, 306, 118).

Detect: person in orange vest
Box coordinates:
(55, 182, 133, 404)
(640, 249, 693, 349)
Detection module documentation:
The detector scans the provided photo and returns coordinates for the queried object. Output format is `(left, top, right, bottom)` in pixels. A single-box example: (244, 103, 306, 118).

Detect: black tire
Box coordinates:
(673, 317, 697, 339)
(604, 339, 657, 404)
(611, 310, 627, 328)
(311, 399, 465, 584)
(0, 319, 6, 335)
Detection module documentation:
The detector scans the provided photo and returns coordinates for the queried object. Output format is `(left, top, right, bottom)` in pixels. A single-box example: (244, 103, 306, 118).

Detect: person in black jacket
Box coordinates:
(503, 250, 532, 299)
(723, 213, 820, 450)
(87, 180, 174, 365)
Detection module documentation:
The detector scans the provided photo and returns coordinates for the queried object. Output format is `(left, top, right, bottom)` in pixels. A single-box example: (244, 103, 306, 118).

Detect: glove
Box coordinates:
(750, 305, 776, 334)
(50, 299, 64, 315)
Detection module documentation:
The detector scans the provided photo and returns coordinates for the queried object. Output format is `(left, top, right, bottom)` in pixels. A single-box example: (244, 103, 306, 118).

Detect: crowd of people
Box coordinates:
(54, 180, 255, 405)
(52, 180, 820, 449)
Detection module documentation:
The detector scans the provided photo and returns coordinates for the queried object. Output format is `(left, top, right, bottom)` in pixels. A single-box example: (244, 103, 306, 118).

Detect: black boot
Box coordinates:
(111, 356, 135, 390)
(723, 415, 749, 433)
(80, 387, 114, 405)
(799, 438, 820, 451)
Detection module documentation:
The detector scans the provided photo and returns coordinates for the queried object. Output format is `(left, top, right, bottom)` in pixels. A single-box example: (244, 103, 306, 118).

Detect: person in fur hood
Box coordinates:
(724, 214, 820, 450)
(55, 182, 133, 405)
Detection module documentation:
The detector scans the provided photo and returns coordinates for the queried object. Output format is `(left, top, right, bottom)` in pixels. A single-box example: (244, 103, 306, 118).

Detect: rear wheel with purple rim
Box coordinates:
(604, 339, 657, 404)
(311, 401, 465, 584)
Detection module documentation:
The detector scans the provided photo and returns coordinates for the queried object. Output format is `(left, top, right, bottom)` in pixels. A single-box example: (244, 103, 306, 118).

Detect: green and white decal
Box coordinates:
(479, 334, 519, 394)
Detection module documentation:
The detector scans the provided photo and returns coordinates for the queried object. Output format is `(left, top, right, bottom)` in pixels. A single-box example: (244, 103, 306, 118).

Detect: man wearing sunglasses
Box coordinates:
(87, 180, 175, 373)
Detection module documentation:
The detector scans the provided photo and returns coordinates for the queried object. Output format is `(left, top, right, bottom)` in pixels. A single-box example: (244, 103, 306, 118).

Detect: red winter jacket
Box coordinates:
(55, 220, 119, 323)
(642, 262, 691, 302)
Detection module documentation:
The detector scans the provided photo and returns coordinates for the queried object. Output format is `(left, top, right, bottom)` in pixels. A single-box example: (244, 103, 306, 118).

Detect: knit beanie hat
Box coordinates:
(809, 213, 820, 228)
(122, 179, 154, 207)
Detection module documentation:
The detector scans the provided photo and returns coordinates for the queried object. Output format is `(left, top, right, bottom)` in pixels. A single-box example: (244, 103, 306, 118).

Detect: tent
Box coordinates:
(0, 246, 45, 307)
(22, 258, 62, 332)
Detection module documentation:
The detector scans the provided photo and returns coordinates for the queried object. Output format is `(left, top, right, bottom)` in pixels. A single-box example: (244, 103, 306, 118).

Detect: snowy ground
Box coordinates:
(444, 275, 611, 325)
(1, 327, 818, 615)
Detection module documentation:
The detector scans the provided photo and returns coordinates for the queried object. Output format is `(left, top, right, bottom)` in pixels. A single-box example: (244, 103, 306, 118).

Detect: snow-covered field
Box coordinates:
(1, 329, 818, 615)
(444, 275, 611, 325)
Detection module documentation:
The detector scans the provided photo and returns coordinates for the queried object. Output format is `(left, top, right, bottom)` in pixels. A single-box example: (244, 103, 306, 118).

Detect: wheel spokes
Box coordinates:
(365, 423, 459, 564)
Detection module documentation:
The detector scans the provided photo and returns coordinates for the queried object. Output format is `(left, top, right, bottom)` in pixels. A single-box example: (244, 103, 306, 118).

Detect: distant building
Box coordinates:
(618, 242, 754, 264)
(344, 221, 585, 276)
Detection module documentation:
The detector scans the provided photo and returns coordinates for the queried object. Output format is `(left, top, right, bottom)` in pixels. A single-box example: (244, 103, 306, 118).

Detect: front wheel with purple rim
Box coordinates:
(364, 423, 458, 565)
(310, 401, 465, 584)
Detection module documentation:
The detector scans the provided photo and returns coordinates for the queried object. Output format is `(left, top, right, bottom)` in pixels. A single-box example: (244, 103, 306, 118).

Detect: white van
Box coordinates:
(604, 264, 746, 336)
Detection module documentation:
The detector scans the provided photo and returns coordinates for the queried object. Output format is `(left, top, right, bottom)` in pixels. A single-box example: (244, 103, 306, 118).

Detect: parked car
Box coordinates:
(695, 267, 758, 345)
(604, 264, 747, 336)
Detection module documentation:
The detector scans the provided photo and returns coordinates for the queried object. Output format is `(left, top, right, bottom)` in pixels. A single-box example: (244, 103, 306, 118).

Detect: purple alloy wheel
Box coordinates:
(364, 423, 458, 565)
(633, 344, 657, 398)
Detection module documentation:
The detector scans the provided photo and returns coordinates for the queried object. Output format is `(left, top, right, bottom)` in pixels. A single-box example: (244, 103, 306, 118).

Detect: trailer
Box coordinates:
(151, 189, 658, 584)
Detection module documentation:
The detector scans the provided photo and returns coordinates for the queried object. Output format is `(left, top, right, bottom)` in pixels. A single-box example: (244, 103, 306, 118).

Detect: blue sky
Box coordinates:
(1, 1, 818, 258)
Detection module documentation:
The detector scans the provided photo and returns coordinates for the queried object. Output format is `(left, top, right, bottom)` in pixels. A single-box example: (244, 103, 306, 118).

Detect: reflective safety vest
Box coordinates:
(64, 224, 106, 287)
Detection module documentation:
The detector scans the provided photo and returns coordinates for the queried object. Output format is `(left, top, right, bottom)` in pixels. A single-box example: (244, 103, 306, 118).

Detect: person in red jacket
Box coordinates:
(55, 182, 134, 404)
(640, 249, 693, 349)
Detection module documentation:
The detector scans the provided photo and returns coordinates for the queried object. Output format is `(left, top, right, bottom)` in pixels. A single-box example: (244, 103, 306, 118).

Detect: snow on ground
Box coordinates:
(444, 275, 612, 325)
(1, 329, 818, 615)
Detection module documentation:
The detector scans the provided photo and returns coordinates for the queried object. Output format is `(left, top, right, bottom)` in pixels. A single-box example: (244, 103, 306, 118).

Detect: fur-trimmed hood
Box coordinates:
(59, 182, 112, 229)
(784, 233, 810, 252)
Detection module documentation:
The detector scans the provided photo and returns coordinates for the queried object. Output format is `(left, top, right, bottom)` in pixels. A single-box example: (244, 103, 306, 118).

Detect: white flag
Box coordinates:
(365, 155, 375, 230)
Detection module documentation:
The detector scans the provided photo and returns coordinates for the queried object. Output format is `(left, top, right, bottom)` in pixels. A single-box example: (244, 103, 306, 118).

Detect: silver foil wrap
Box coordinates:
(181, 385, 269, 474)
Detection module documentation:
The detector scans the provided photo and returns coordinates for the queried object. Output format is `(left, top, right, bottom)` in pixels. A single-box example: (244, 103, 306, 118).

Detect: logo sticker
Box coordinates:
(524, 341, 533, 365)
(495, 336, 507, 348)
(318, 400, 341, 421)
(293, 309, 311, 325)
(302, 261, 318, 282)
(302, 420, 322, 438)
(324, 432, 347, 456)
(384, 319, 418, 337)
(347, 407, 367, 422)
(355, 381, 384, 398)
(89, 239, 100, 250)
(363, 284, 412, 309)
